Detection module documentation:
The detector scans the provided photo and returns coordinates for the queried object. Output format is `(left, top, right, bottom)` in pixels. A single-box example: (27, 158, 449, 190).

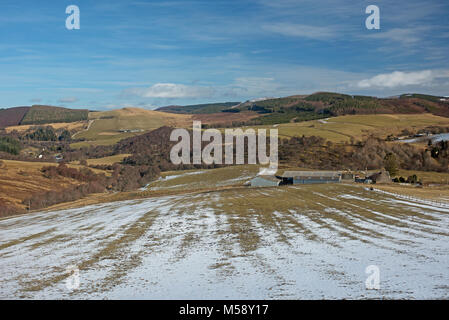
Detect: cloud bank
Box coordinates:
(357, 70, 449, 88)
(58, 97, 78, 103)
(124, 83, 214, 99)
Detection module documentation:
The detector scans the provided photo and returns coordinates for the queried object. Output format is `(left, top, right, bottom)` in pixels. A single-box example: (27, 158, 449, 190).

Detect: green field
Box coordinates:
(157, 102, 240, 114)
(69, 111, 449, 148)
(71, 154, 132, 166)
(146, 165, 260, 192)
(396, 169, 449, 184)
(71, 108, 191, 148)
(223, 114, 449, 142)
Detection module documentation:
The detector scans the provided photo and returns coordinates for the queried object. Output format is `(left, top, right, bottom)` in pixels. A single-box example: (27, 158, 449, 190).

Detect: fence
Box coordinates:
(372, 188, 449, 209)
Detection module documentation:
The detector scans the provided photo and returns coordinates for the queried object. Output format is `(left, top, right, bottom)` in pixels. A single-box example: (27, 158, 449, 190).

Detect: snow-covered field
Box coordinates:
(0, 184, 448, 299)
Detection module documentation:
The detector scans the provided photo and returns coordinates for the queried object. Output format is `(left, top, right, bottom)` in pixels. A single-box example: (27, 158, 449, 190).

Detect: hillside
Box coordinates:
(228, 114, 449, 143)
(0, 105, 88, 128)
(220, 92, 449, 125)
(72, 108, 192, 148)
(0, 159, 110, 215)
(20, 105, 88, 125)
(156, 102, 240, 114)
(0, 107, 30, 128)
(2, 178, 448, 299)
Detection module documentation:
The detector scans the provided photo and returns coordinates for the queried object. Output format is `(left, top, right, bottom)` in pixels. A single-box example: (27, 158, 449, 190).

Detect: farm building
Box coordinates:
(250, 175, 281, 187)
(341, 172, 355, 181)
(278, 171, 341, 185)
(368, 170, 391, 184)
(355, 177, 373, 184)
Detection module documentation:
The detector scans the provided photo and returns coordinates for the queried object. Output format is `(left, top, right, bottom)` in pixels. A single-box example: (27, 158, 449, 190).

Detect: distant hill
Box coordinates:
(71, 107, 192, 148)
(223, 92, 449, 125)
(20, 105, 88, 125)
(0, 107, 30, 128)
(0, 105, 89, 128)
(156, 102, 240, 114)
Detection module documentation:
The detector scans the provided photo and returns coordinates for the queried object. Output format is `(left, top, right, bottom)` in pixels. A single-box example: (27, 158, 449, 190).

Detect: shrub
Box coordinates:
(384, 153, 399, 176)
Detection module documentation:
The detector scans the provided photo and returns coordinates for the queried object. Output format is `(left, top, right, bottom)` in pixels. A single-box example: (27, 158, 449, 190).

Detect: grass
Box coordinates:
(70, 135, 135, 148)
(158, 102, 240, 114)
(0, 160, 110, 210)
(3, 178, 448, 298)
(71, 154, 131, 166)
(70, 112, 449, 148)
(144, 165, 449, 208)
(4, 121, 86, 133)
(148, 165, 260, 192)
(24, 162, 449, 214)
(222, 114, 449, 143)
(395, 169, 449, 184)
(373, 184, 449, 202)
(21, 106, 88, 125)
(73, 108, 192, 147)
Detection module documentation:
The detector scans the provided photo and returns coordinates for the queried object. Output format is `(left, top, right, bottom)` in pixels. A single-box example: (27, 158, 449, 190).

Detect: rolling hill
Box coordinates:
(156, 102, 240, 114)
(220, 113, 449, 143)
(0, 107, 30, 128)
(0, 105, 88, 128)
(218, 92, 449, 125)
(20, 105, 88, 125)
(71, 108, 192, 148)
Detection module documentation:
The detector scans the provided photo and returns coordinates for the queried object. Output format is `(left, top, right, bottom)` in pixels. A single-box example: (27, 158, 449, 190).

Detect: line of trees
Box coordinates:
(21, 162, 161, 211)
(0, 136, 21, 155)
(278, 135, 449, 173)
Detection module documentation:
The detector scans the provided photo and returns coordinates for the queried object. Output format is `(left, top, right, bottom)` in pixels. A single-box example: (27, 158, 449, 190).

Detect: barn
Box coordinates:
(278, 171, 341, 185)
(250, 175, 281, 187)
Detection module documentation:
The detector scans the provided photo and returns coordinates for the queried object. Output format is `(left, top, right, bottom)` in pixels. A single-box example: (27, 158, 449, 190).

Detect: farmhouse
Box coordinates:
(278, 171, 341, 185)
(250, 175, 281, 187)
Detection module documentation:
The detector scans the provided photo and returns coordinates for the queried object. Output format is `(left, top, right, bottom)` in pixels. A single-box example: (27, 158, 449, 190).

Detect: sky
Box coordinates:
(0, 0, 448, 110)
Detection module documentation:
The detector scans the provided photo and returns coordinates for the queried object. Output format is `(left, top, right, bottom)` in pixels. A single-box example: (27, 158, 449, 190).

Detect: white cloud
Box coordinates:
(100, 102, 159, 110)
(58, 97, 78, 103)
(357, 70, 449, 88)
(363, 28, 426, 46)
(124, 83, 214, 98)
(58, 87, 104, 93)
(262, 23, 337, 39)
(224, 77, 284, 98)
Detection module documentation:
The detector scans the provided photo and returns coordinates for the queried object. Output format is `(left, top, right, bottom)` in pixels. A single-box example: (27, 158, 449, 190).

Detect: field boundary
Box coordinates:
(372, 188, 449, 208)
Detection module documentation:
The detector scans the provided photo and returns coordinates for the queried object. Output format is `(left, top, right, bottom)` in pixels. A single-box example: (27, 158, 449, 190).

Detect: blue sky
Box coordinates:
(1, 0, 448, 109)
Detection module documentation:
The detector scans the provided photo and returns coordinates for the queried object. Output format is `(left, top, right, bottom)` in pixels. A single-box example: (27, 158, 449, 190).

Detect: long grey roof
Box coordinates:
(254, 175, 281, 182)
(281, 171, 341, 178)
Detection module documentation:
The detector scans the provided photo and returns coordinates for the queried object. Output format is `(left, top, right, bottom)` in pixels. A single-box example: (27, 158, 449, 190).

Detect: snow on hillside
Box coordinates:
(0, 184, 448, 299)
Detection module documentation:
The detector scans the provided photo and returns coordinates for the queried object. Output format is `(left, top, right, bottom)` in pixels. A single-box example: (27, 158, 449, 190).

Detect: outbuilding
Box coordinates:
(279, 171, 341, 185)
(250, 175, 281, 187)
(368, 170, 391, 184)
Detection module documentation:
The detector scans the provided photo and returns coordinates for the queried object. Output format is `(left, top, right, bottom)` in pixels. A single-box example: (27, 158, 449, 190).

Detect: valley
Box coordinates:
(1, 92, 449, 299)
